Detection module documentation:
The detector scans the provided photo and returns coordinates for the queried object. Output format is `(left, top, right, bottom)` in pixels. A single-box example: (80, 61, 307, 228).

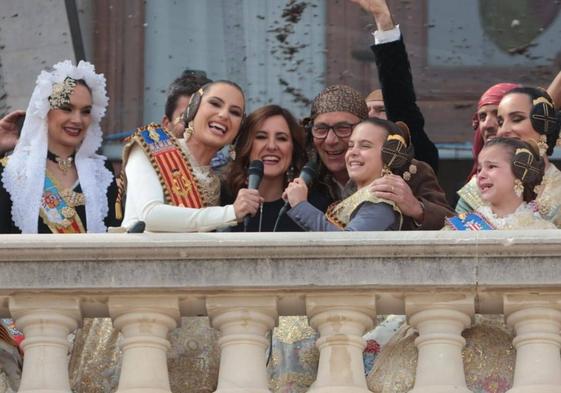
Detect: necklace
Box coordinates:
(47, 151, 75, 174)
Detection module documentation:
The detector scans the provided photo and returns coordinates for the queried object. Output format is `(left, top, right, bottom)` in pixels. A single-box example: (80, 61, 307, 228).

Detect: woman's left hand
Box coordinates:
(283, 178, 309, 207)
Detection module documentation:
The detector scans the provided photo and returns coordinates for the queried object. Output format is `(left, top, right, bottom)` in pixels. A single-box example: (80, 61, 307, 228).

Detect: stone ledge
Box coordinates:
(0, 231, 560, 316)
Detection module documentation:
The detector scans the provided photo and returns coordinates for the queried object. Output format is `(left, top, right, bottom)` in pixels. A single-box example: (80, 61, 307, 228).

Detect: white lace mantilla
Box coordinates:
(1, 60, 112, 233)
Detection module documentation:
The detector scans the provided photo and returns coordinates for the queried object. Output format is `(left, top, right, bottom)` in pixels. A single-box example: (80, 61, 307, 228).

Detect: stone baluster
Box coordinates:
(406, 294, 474, 393)
(206, 295, 277, 393)
(305, 294, 376, 393)
(504, 294, 561, 393)
(9, 295, 81, 393)
(109, 296, 180, 393)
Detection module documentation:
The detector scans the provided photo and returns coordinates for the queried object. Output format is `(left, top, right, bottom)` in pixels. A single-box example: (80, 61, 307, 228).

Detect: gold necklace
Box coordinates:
(47, 150, 75, 174)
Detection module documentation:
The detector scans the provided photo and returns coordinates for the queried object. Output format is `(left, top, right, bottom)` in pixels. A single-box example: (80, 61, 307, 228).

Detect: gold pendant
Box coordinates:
(55, 156, 74, 174)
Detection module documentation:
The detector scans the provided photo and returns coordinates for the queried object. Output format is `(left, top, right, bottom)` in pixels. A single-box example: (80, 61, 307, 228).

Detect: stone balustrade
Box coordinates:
(1, 230, 561, 393)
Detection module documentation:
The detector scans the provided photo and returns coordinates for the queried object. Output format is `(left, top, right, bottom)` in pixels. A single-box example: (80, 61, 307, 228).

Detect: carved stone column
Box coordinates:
(9, 295, 81, 393)
(306, 294, 376, 393)
(206, 295, 277, 393)
(406, 293, 474, 393)
(504, 294, 561, 393)
(109, 296, 180, 393)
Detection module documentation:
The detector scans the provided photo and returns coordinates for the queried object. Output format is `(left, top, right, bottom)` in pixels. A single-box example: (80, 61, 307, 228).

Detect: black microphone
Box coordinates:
(127, 221, 146, 233)
(244, 160, 264, 231)
(274, 160, 319, 231)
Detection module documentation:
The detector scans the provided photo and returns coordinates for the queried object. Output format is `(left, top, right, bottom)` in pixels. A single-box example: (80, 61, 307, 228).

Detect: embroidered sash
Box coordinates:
(456, 176, 485, 212)
(445, 212, 495, 231)
(325, 187, 402, 229)
(39, 174, 86, 233)
(124, 123, 206, 208)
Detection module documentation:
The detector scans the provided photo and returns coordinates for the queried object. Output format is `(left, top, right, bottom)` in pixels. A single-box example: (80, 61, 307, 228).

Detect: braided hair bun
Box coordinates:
(380, 120, 415, 178)
(484, 137, 545, 202)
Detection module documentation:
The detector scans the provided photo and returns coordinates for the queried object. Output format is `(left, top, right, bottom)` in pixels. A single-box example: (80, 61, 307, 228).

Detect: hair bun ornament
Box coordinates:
(381, 121, 415, 179)
(530, 96, 560, 136)
(182, 87, 206, 125)
(512, 146, 541, 183)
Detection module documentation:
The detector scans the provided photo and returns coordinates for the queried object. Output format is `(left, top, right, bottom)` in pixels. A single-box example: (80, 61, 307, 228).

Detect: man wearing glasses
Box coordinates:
(306, 85, 453, 230)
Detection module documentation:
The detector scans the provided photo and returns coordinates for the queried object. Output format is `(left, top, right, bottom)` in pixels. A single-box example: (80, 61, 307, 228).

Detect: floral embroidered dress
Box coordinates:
(456, 165, 561, 228)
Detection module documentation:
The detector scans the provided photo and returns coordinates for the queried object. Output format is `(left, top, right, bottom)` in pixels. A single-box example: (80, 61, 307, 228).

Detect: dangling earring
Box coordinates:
(286, 165, 295, 182)
(228, 145, 236, 161)
(402, 163, 417, 181)
(537, 134, 548, 156)
(184, 121, 194, 141)
(513, 178, 524, 197)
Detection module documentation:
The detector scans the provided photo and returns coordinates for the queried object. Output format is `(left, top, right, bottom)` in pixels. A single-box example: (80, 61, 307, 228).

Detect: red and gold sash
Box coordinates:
(121, 124, 206, 210)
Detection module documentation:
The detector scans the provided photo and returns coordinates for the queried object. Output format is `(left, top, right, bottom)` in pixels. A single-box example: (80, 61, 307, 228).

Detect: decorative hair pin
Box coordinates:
(48, 77, 77, 109)
(386, 134, 406, 146)
(514, 147, 533, 157)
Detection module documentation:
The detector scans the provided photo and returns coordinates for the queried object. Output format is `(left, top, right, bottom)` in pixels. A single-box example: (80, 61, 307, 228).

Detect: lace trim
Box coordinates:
(178, 140, 221, 207)
(476, 203, 555, 230)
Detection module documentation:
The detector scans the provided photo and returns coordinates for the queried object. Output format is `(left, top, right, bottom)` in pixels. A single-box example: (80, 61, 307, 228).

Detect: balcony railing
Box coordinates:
(1, 231, 561, 393)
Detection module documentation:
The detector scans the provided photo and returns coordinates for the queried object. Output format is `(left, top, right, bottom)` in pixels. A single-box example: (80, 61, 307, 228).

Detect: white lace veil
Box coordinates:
(1, 60, 112, 233)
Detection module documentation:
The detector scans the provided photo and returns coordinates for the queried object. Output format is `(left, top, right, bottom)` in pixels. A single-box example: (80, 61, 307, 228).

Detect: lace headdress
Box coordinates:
(2, 60, 112, 233)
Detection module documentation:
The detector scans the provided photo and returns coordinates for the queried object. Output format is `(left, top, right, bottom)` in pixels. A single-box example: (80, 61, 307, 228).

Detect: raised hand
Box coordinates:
(283, 178, 309, 208)
(0, 110, 25, 153)
(349, 0, 394, 30)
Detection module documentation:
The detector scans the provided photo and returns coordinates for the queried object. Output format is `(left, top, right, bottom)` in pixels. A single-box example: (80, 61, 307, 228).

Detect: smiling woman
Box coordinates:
(224, 104, 328, 232)
(121, 80, 263, 232)
(0, 60, 121, 393)
(0, 60, 119, 234)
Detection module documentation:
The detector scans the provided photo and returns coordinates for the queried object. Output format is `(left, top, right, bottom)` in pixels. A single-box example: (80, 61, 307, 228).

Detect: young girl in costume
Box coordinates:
(284, 117, 413, 231)
(456, 87, 561, 227)
(446, 137, 555, 230)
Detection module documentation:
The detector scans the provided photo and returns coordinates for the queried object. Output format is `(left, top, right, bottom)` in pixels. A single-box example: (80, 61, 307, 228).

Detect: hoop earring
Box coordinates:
(286, 165, 295, 182)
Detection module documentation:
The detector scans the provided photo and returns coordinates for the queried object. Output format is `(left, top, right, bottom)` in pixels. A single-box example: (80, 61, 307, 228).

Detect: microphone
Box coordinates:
(127, 221, 146, 233)
(274, 160, 319, 231)
(244, 160, 264, 231)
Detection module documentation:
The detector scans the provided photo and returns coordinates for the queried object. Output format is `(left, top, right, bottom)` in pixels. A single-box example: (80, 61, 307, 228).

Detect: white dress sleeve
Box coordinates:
(122, 145, 237, 232)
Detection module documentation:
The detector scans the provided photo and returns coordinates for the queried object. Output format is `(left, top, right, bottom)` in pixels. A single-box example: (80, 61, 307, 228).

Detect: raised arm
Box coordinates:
(350, 0, 440, 172)
(547, 70, 561, 109)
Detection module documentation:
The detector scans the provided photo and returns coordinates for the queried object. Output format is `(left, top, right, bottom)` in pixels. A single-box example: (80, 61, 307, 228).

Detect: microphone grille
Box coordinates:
(248, 159, 264, 176)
